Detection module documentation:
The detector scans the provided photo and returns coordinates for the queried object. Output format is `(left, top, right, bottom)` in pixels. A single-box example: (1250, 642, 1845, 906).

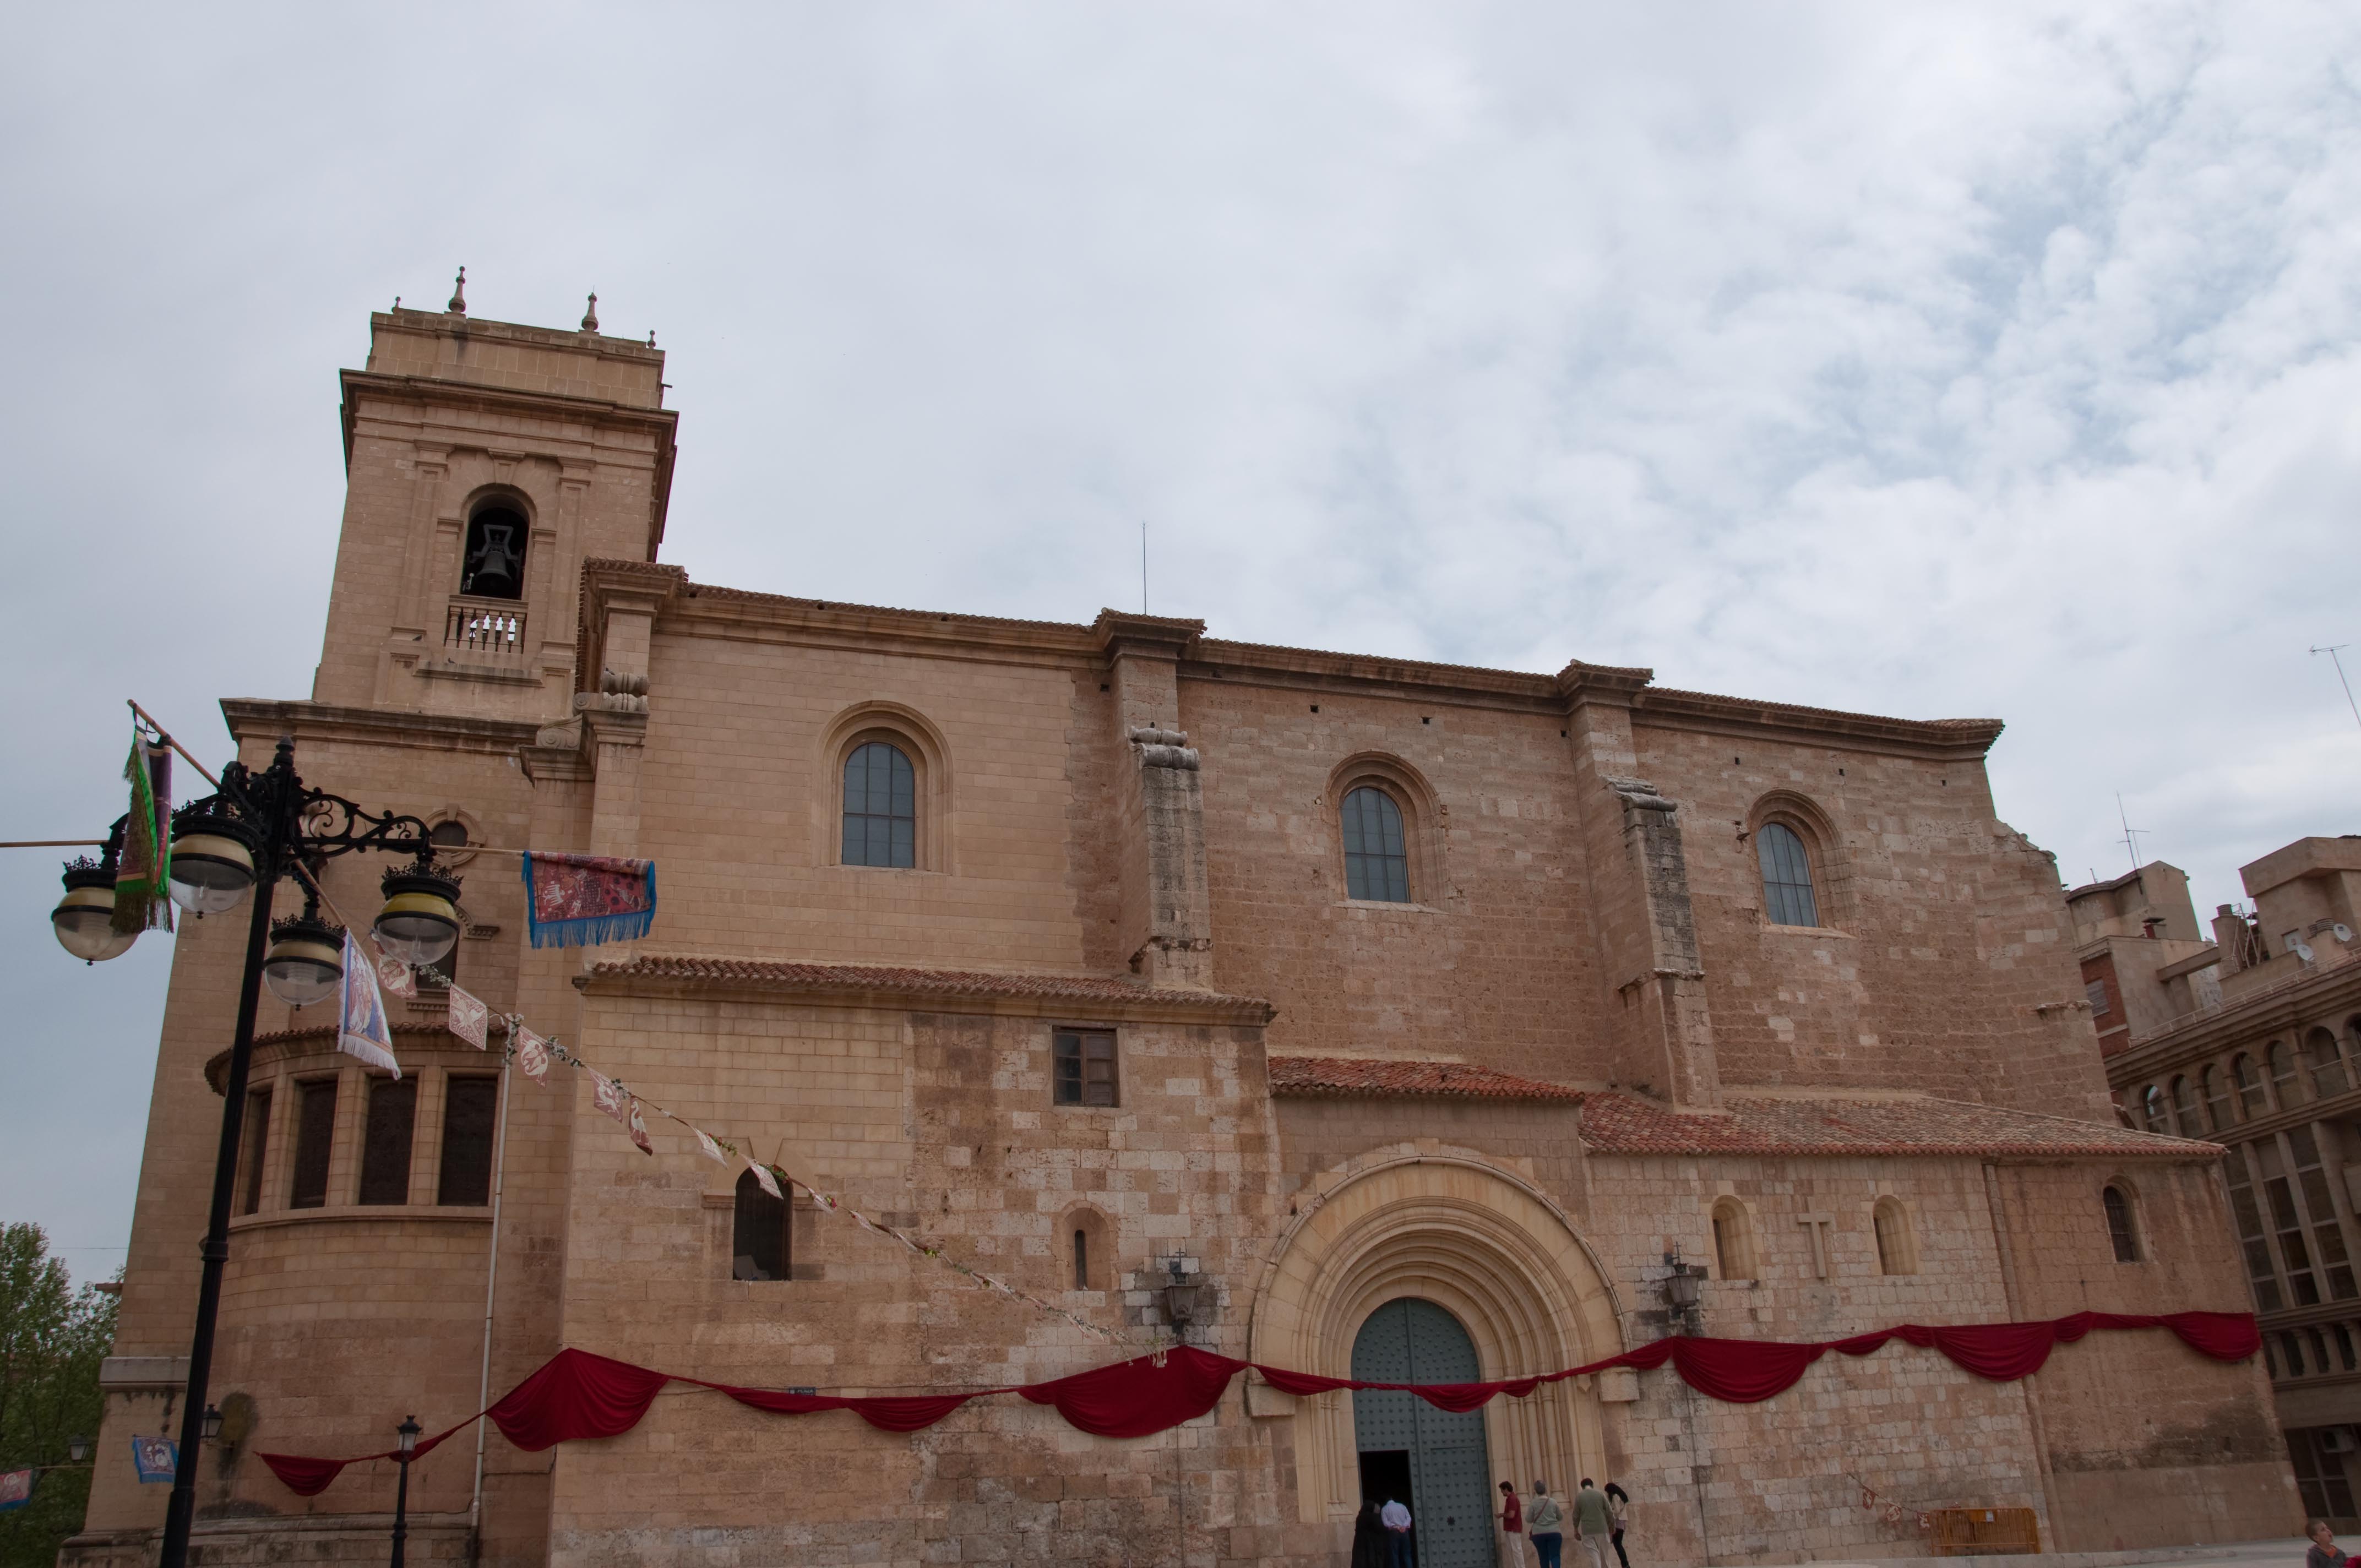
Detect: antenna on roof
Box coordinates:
(2313, 644, 2361, 734)
(2115, 793, 2149, 874)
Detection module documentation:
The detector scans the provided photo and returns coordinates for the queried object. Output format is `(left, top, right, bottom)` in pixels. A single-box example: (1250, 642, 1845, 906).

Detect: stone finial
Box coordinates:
(447, 267, 467, 316)
(581, 292, 599, 332)
(393, 295, 401, 311)
(647, 331, 656, 347)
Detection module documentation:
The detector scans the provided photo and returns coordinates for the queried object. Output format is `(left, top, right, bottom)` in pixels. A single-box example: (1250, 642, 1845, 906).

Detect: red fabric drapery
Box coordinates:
(256, 1310, 2258, 1496)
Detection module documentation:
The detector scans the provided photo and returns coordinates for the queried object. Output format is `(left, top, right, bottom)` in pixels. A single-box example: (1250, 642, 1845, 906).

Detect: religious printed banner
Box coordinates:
(131, 1436, 177, 1484)
(336, 934, 400, 1079)
(749, 1161, 782, 1200)
(514, 1027, 551, 1083)
(0, 1469, 32, 1512)
(519, 853, 657, 950)
(376, 949, 417, 1001)
(447, 986, 489, 1050)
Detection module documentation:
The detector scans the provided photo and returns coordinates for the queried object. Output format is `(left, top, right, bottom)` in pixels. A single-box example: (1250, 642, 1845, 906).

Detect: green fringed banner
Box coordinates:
(110, 732, 173, 935)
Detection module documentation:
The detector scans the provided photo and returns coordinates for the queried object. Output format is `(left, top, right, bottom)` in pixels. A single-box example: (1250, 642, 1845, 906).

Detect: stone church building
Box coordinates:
(68, 301, 2295, 1568)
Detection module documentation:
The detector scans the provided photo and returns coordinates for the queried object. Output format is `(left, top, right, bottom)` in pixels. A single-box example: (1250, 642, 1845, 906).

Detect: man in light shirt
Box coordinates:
(1380, 1496, 1415, 1566)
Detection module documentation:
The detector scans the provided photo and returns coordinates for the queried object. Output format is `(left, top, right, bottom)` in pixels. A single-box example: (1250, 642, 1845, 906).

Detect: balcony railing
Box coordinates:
(444, 598, 526, 660)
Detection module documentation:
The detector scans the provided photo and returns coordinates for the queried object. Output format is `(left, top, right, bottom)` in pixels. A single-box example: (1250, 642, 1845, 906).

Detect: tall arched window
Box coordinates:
(731, 1168, 789, 1282)
(2169, 1076, 2196, 1135)
(842, 741, 916, 868)
(2268, 1042, 2302, 1107)
(1872, 1197, 1916, 1276)
(2103, 1185, 2141, 1262)
(2233, 1053, 2266, 1118)
(2307, 1029, 2350, 1098)
(1341, 787, 1411, 903)
(460, 503, 529, 599)
(2140, 1085, 2168, 1133)
(1756, 822, 1820, 927)
(2202, 1065, 2232, 1132)
(1710, 1196, 1756, 1281)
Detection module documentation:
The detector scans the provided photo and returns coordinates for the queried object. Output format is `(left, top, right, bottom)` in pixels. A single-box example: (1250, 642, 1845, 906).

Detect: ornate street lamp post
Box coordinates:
(390, 1415, 421, 1568)
(53, 736, 461, 1568)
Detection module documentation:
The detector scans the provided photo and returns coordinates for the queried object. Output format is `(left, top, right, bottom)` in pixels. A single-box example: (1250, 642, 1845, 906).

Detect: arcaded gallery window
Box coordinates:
(438, 1075, 500, 1206)
(732, 1168, 790, 1282)
(1341, 786, 1411, 902)
(1755, 821, 1820, 927)
(289, 1078, 338, 1210)
(842, 741, 917, 868)
(357, 1076, 417, 1205)
(1053, 1028, 1119, 1107)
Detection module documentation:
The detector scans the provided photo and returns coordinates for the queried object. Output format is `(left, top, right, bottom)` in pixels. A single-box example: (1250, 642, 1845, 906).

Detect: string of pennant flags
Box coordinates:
(95, 705, 1155, 1357)
(344, 894, 1152, 1353)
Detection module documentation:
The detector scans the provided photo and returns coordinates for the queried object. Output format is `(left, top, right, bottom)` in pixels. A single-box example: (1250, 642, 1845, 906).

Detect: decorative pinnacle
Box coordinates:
(646, 330, 656, 347)
(581, 292, 599, 332)
(447, 266, 467, 316)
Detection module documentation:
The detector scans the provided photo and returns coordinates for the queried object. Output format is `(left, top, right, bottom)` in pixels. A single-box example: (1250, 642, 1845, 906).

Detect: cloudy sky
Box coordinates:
(4, 4, 2359, 1280)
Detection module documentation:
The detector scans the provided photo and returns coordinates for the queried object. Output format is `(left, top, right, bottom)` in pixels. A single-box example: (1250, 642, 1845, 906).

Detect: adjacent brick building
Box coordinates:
(2090, 842, 2361, 1525)
(64, 301, 2296, 1568)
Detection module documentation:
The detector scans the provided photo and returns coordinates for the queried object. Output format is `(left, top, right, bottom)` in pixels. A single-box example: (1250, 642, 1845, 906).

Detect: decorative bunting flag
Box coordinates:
(376, 950, 417, 1000)
(447, 986, 488, 1050)
(749, 1161, 782, 1200)
(626, 1098, 654, 1157)
(514, 1027, 550, 1082)
(589, 1070, 629, 1125)
(111, 732, 173, 935)
(336, 933, 401, 1079)
(519, 853, 657, 949)
(693, 1128, 728, 1166)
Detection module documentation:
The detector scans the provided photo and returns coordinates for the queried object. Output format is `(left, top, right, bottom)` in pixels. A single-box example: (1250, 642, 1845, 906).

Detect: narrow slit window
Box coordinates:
(1756, 821, 1820, 927)
(1053, 1030, 1119, 1107)
(238, 1088, 272, 1216)
(1340, 787, 1410, 903)
(841, 741, 917, 868)
(357, 1077, 416, 1206)
(289, 1079, 338, 1210)
(2102, 1185, 2139, 1262)
(1073, 1228, 1089, 1292)
(732, 1168, 789, 1281)
(438, 1076, 500, 1206)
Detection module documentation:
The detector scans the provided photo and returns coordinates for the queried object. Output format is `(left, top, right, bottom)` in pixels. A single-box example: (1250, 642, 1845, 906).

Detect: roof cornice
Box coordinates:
(2108, 962, 2361, 1079)
(576, 954, 1277, 1026)
(219, 698, 542, 756)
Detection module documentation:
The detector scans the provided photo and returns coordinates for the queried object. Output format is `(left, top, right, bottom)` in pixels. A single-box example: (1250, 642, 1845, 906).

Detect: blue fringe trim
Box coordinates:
(522, 859, 658, 950)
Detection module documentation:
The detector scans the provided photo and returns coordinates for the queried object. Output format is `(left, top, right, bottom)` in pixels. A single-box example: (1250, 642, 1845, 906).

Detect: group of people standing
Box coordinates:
(1350, 1477, 1628, 1568)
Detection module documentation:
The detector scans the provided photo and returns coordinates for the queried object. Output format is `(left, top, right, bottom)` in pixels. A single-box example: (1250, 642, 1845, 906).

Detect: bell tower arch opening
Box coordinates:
(460, 499, 530, 600)
(1353, 1297, 1494, 1568)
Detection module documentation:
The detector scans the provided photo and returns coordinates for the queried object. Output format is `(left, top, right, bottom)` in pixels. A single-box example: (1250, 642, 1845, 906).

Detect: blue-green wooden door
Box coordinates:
(1352, 1298, 1493, 1568)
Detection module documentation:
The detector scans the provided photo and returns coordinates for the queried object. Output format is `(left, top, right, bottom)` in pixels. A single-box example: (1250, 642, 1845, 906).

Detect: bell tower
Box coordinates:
(312, 277, 678, 722)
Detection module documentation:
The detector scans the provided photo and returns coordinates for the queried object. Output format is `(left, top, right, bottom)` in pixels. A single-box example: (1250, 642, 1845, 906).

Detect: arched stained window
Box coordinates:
(2169, 1076, 2196, 1135)
(1756, 822, 1820, 928)
(1873, 1197, 1916, 1276)
(732, 1168, 789, 1282)
(2233, 1053, 2266, 1118)
(460, 504, 528, 600)
(2140, 1085, 2168, 1133)
(2307, 1029, 2350, 1098)
(841, 742, 916, 868)
(2103, 1185, 2140, 1262)
(1341, 786, 1411, 903)
(2202, 1065, 2232, 1132)
(2269, 1042, 2302, 1107)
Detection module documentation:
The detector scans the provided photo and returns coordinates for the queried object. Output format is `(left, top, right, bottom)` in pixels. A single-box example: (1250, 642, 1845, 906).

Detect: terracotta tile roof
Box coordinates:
(1267, 1055, 1587, 1103)
(581, 955, 1274, 1019)
(1579, 1093, 2216, 1160)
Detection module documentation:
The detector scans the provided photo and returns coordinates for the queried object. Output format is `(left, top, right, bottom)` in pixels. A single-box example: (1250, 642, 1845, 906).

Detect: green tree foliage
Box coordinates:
(0, 1224, 117, 1568)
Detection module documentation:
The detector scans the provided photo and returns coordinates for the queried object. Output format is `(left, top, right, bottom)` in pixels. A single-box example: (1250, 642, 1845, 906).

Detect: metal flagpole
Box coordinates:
(469, 1046, 515, 1547)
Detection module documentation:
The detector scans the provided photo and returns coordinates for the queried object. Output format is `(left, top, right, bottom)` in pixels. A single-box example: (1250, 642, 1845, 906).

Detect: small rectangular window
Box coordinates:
(732, 1170, 789, 1281)
(357, 1077, 417, 1206)
(238, 1088, 272, 1216)
(437, 1076, 500, 1206)
(1053, 1030, 1118, 1107)
(289, 1080, 338, 1209)
(2084, 980, 2112, 1017)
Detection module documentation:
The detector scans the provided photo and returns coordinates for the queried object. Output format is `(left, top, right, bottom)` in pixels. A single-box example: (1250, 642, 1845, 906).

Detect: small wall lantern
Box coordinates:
(1162, 1254, 1200, 1330)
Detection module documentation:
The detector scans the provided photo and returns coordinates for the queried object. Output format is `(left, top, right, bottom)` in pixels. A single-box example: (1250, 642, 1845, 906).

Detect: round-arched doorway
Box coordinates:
(1353, 1297, 1493, 1567)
